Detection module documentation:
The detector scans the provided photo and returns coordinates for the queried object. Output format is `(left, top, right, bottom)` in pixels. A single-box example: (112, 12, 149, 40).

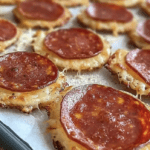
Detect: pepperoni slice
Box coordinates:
(61, 84, 150, 150)
(0, 20, 17, 42)
(137, 19, 150, 43)
(126, 49, 150, 85)
(17, 0, 64, 21)
(86, 3, 133, 23)
(44, 28, 103, 59)
(0, 52, 58, 92)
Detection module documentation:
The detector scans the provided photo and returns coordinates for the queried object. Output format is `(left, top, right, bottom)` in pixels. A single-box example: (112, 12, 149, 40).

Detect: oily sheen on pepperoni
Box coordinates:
(0, 52, 58, 92)
(44, 28, 103, 59)
(18, 0, 64, 21)
(137, 19, 150, 43)
(126, 49, 150, 85)
(86, 3, 133, 23)
(0, 20, 17, 41)
(61, 84, 150, 150)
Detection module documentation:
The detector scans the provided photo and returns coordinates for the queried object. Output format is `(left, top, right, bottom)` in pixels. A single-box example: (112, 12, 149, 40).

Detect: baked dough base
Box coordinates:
(33, 30, 111, 71)
(91, 0, 145, 7)
(129, 30, 150, 48)
(47, 86, 150, 150)
(77, 11, 137, 36)
(0, 72, 66, 113)
(13, 7, 72, 29)
(141, 2, 150, 16)
(0, 19, 21, 52)
(106, 49, 150, 96)
(0, 0, 24, 5)
(52, 0, 89, 7)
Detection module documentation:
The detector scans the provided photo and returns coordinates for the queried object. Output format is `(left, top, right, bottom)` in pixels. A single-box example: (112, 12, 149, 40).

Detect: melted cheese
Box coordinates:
(52, 0, 89, 7)
(0, 72, 66, 113)
(106, 49, 150, 96)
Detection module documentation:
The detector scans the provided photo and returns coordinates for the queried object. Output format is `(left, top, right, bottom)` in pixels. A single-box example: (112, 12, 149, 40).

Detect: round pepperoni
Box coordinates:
(86, 3, 133, 23)
(0, 52, 58, 92)
(0, 20, 17, 42)
(61, 84, 150, 150)
(44, 28, 103, 59)
(17, 0, 64, 21)
(137, 19, 150, 43)
(126, 49, 150, 85)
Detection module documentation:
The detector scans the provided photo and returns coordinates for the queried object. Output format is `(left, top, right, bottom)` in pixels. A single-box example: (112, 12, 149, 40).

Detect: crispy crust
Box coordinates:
(128, 30, 150, 48)
(77, 11, 137, 36)
(91, 0, 145, 7)
(33, 29, 111, 71)
(0, 0, 24, 5)
(13, 6, 72, 29)
(47, 86, 150, 150)
(0, 18, 21, 52)
(141, 1, 150, 16)
(105, 49, 150, 96)
(0, 72, 66, 113)
(52, 0, 89, 7)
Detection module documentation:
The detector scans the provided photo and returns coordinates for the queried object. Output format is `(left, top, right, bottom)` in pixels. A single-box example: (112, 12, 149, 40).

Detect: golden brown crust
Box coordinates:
(0, 18, 21, 52)
(0, 72, 66, 113)
(47, 86, 150, 150)
(141, 1, 150, 16)
(91, 0, 145, 7)
(77, 11, 137, 36)
(105, 49, 150, 96)
(13, 6, 72, 29)
(52, 0, 89, 7)
(0, 0, 24, 5)
(33, 29, 111, 71)
(128, 30, 150, 48)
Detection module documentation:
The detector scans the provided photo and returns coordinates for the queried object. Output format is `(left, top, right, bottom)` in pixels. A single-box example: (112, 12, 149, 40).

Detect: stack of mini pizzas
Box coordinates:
(0, 0, 150, 149)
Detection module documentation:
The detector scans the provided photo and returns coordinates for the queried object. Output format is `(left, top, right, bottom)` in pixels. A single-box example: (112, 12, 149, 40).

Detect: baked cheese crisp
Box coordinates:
(78, 3, 137, 36)
(13, 0, 72, 29)
(0, 52, 66, 113)
(47, 84, 150, 150)
(0, 18, 21, 52)
(106, 49, 150, 96)
(33, 28, 111, 71)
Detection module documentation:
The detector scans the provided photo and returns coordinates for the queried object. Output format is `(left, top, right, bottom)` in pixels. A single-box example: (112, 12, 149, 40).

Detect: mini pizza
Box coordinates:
(0, 0, 24, 5)
(33, 28, 111, 71)
(52, 0, 89, 7)
(0, 52, 66, 113)
(47, 84, 150, 150)
(77, 3, 137, 36)
(91, 0, 144, 7)
(141, 0, 150, 16)
(0, 18, 20, 52)
(13, 0, 72, 29)
(106, 49, 150, 96)
(129, 19, 150, 48)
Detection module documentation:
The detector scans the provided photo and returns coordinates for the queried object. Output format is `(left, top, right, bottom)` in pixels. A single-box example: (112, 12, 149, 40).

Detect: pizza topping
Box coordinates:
(86, 3, 133, 23)
(61, 84, 150, 150)
(44, 28, 103, 59)
(0, 20, 17, 41)
(147, 0, 150, 5)
(17, 0, 64, 21)
(137, 19, 150, 43)
(126, 49, 150, 85)
(0, 52, 58, 92)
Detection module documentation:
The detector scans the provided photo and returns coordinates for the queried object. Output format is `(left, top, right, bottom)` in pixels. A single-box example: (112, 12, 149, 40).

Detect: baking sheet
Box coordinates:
(0, 4, 149, 150)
